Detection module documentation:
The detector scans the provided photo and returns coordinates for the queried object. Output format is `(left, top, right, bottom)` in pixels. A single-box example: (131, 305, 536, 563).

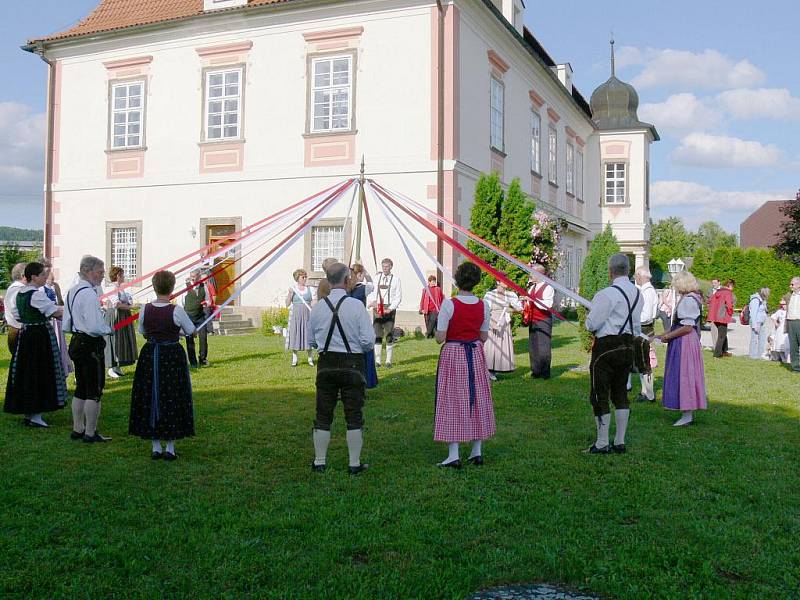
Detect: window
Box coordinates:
(490, 77, 504, 151)
(111, 227, 138, 280)
(110, 81, 144, 149)
(205, 68, 242, 140)
(311, 225, 344, 271)
(566, 142, 575, 194)
(576, 151, 584, 200)
(548, 126, 558, 184)
(311, 55, 353, 133)
(531, 112, 541, 174)
(605, 162, 626, 204)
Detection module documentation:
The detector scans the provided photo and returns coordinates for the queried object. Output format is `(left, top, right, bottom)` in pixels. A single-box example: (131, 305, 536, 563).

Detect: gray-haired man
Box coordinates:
(4, 262, 27, 355)
(634, 266, 659, 402)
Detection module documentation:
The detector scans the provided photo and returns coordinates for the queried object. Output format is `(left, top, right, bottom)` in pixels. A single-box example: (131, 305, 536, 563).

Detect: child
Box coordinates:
(419, 275, 444, 339)
(129, 271, 196, 460)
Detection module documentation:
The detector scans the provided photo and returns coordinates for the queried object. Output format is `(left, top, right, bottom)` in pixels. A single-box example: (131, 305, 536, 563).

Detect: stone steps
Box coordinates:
(215, 307, 256, 335)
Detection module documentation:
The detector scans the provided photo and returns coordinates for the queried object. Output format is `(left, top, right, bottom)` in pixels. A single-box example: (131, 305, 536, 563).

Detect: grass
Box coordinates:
(1, 324, 799, 599)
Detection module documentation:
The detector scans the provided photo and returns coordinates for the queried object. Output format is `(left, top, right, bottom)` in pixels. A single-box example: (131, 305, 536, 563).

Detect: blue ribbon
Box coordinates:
(453, 340, 478, 414)
(149, 340, 179, 429)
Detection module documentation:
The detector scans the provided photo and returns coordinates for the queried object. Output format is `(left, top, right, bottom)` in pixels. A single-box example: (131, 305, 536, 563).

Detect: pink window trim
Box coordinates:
(565, 126, 577, 139)
(303, 27, 364, 42)
(199, 141, 245, 173)
(547, 107, 561, 123)
(195, 41, 253, 58)
(304, 134, 356, 167)
(103, 56, 153, 70)
(576, 136, 585, 148)
(487, 50, 509, 74)
(107, 149, 146, 179)
(528, 90, 545, 108)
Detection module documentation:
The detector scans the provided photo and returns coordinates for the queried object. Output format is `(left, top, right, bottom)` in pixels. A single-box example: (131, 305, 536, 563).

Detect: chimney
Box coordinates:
(204, 0, 246, 11)
(497, 0, 525, 34)
(554, 63, 573, 92)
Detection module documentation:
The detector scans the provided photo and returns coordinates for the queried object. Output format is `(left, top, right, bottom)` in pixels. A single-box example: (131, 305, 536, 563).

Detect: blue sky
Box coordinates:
(1, 0, 798, 233)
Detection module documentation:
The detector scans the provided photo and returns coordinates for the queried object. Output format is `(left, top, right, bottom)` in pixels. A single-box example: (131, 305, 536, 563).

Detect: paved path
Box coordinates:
(469, 584, 600, 600)
(700, 319, 752, 357)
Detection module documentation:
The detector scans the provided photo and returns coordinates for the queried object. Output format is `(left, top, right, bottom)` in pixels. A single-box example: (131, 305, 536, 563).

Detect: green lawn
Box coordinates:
(1, 325, 798, 599)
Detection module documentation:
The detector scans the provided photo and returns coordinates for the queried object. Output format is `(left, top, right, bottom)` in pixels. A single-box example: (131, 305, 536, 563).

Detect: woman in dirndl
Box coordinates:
(104, 266, 138, 378)
(656, 270, 707, 427)
(129, 270, 196, 461)
(349, 263, 377, 389)
(286, 268, 315, 367)
(434, 261, 495, 468)
(3, 262, 67, 428)
(483, 280, 522, 380)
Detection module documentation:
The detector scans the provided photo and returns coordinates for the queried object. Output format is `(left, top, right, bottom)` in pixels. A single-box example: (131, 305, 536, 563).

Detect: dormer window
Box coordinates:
(204, 0, 247, 11)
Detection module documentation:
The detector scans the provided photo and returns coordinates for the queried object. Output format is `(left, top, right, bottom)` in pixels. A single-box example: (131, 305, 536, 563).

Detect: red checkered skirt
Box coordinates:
(434, 341, 496, 442)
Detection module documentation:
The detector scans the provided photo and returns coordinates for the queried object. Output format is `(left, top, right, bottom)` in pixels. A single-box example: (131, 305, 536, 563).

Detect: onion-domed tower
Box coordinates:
(589, 40, 659, 268)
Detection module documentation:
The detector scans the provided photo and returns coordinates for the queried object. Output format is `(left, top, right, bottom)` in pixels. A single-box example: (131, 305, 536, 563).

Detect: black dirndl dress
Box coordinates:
(4, 290, 68, 415)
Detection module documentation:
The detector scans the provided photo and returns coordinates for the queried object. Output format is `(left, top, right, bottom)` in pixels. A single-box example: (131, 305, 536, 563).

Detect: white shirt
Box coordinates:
(4, 280, 24, 328)
(586, 277, 643, 338)
(369, 272, 402, 312)
(106, 285, 133, 308)
(528, 282, 554, 310)
(484, 289, 522, 326)
(14, 285, 60, 320)
(437, 295, 491, 332)
(138, 302, 196, 336)
(308, 288, 375, 353)
(63, 280, 113, 337)
(675, 294, 702, 326)
(638, 282, 659, 324)
(787, 292, 800, 320)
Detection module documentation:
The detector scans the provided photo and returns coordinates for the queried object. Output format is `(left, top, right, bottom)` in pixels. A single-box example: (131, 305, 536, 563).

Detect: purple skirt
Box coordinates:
(662, 325, 707, 411)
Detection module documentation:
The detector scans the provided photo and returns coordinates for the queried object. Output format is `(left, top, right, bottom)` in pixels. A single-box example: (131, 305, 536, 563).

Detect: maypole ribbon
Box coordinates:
(370, 180, 592, 309)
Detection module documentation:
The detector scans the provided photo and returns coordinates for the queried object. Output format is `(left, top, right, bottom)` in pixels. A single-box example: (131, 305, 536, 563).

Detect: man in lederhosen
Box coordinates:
(368, 258, 402, 368)
(526, 263, 555, 379)
(63, 255, 114, 443)
(308, 263, 375, 474)
(585, 253, 642, 454)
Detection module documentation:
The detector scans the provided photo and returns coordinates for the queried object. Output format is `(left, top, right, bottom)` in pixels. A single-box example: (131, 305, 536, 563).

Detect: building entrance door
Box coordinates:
(206, 225, 237, 306)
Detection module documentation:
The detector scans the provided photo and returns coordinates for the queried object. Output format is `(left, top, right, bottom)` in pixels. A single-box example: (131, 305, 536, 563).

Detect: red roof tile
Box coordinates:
(30, 0, 296, 44)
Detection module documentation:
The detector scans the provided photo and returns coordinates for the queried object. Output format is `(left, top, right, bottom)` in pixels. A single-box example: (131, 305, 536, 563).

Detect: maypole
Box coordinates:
(355, 156, 365, 264)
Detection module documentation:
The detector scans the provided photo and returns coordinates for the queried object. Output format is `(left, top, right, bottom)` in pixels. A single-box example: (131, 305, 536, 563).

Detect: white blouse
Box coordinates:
(437, 294, 491, 332)
(18, 285, 60, 319)
(138, 302, 196, 336)
(676, 294, 702, 326)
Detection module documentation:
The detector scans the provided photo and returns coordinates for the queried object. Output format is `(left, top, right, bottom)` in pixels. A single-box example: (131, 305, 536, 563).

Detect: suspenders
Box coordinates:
(322, 296, 352, 354)
(65, 285, 90, 334)
(612, 285, 640, 336)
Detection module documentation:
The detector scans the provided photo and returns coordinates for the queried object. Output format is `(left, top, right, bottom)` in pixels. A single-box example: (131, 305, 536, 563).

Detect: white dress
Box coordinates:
(483, 289, 522, 372)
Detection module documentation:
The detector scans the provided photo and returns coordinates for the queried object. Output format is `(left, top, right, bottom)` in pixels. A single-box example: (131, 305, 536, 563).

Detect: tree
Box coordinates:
(577, 224, 620, 351)
(694, 221, 737, 253)
(775, 189, 800, 266)
(0, 244, 39, 289)
(468, 172, 504, 296)
(496, 178, 534, 289)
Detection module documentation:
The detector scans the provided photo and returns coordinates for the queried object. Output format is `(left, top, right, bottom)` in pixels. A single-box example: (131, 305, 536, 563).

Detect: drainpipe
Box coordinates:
(23, 42, 56, 259)
(435, 0, 447, 285)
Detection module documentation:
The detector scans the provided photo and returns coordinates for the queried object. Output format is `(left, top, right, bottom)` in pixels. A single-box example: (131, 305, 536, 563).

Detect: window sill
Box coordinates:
(576, 196, 585, 204)
(198, 139, 245, 146)
(304, 130, 358, 139)
(490, 146, 507, 158)
(602, 202, 630, 208)
(548, 182, 558, 189)
(566, 191, 575, 199)
(531, 170, 542, 179)
(105, 146, 147, 154)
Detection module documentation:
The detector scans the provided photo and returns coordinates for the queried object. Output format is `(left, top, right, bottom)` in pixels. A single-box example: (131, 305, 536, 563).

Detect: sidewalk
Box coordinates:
(700, 319, 753, 357)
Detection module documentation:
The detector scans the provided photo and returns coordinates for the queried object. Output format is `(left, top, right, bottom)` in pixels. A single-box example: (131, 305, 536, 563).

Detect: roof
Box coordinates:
(28, 0, 295, 44)
(740, 200, 790, 249)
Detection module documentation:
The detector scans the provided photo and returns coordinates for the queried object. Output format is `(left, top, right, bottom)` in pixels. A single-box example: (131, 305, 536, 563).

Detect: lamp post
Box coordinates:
(666, 258, 686, 318)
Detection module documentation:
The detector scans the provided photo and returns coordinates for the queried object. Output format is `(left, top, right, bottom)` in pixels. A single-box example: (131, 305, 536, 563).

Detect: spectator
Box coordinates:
(709, 279, 735, 358)
(747, 288, 770, 359)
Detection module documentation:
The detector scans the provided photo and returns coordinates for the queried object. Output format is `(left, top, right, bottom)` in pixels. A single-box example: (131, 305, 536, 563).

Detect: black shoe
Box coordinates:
(189, 362, 199, 368)
(467, 455, 484, 466)
(164, 451, 177, 461)
(70, 430, 84, 440)
(152, 451, 163, 460)
(199, 360, 209, 367)
(385, 363, 393, 368)
(611, 443, 626, 454)
(83, 432, 111, 443)
(437, 459, 462, 469)
(311, 461, 326, 473)
(635, 393, 650, 403)
(348, 463, 369, 475)
(585, 444, 610, 454)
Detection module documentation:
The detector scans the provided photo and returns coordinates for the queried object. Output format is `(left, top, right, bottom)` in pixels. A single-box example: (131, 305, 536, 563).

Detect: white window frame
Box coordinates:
(566, 142, 575, 195)
(531, 111, 541, 174)
(604, 162, 627, 205)
(490, 77, 505, 152)
(311, 224, 345, 272)
(576, 150, 584, 200)
(548, 126, 558, 185)
(109, 225, 139, 281)
(110, 80, 145, 149)
(310, 55, 353, 133)
(205, 67, 243, 141)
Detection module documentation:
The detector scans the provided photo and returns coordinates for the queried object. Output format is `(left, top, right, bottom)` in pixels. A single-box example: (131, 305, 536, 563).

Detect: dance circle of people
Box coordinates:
(5, 251, 798, 470)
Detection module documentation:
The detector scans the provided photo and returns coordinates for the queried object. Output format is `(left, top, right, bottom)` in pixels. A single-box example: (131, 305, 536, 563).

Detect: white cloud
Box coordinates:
(716, 88, 800, 120)
(639, 93, 721, 135)
(651, 180, 790, 231)
(670, 133, 781, 168)
(617, 47, 765, 91)
(0, 102, 46, 188)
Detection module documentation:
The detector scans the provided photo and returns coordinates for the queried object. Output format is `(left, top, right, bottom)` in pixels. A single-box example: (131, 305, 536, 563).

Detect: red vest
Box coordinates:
(528, 284, 552, 322)
(446, 298, 484, 342)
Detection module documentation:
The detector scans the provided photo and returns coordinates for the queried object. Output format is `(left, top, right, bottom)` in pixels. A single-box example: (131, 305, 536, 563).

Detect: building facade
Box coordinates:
(26, 0, 658, 321)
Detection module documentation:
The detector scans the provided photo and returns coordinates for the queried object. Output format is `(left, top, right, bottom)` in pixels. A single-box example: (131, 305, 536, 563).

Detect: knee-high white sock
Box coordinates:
(166, 440, 175, 454)
(640, 373, 654, 400)
(313, 429, 331, 466)
(291, 352, 298, 366)
(71, 397, 86, 433)
(674, 411, 694, 426)
(614, 409, 630, 445)
(84, 400, 100, 436)
(386, 344, 394, 364)
(152, 439, 162, 453)
(626, 374, 632, 391)
(469, 440, 482, 459)
(443, 442, 460, 464)
(346, 429, 363, 467)
(375, 345, 382, 366)
(595, 414, 610, 448)
(29, 413, 47, 427)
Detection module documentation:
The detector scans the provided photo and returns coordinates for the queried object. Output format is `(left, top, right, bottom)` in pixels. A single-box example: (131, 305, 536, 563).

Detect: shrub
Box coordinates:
(261, 307, 290, 336)
(468, 172, 504, 297)
(577, 224, 620, 351)
(496, 178, 534, 289)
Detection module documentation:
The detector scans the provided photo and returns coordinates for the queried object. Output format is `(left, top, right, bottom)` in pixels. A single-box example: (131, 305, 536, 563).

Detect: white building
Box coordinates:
(25, 0, 658, 323)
